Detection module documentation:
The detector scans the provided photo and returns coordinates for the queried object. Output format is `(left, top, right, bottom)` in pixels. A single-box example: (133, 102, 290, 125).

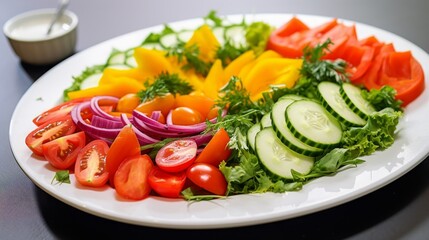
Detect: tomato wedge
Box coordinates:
(42, 131, 86, 170)
(267, 17, 338, 58)
(32, 98, 90, 126)
(195, 128, 231, 167)
(74, 140, 110, 187)
(25, 115, 77, 156)
(114, 154, 154, 200)
(105, 125, 141, 187)
(186, 163, 227, 196)
(148, 166, 187, 198)
(155, 139, 197, 173)
(379, 51, 425, 106)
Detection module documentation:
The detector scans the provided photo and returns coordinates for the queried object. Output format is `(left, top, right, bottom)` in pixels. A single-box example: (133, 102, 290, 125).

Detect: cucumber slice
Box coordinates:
(317, 81, 367, 127)
(107, 52, 126, 65)
(212, 27, 225, 46)
(80, 73, 103, 89)
(141, 43, 164, 50)
(340, 83, 376, 119)
(271, 98, 324, 157)
(177, 30, 193, 43)
(255, 127, 314, 179)
(260, 113, 272, 128)
(278, 94, 305, 101)
(285, 99, 343, 149)
(224, 25, 246, 47)
(105, 64, 131, 70)
(160, 33, 179, 48)
(247, 123, 261, 152)
(125, 57, 137, 68)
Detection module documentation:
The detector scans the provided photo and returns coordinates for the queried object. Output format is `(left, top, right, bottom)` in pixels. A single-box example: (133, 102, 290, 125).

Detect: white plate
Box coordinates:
(9, 13, 429, 229)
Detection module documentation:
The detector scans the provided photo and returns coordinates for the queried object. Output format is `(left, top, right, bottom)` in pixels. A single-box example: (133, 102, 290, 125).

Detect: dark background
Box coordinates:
(1, 1, 429, 239)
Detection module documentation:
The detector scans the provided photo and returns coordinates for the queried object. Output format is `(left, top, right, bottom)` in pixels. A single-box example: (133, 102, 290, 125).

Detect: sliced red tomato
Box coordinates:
(25, 115, 77, 156)
(148, 166, 187, 198)
(105, 125, 141, 187)
(155, 139, 197, 173)
(74, 139, 110, 187)
(379, 51, 425, 106)
(42, 131, 86, 170)
(267, 18, 338, 58)
(32, 98, 90, 126)
(195, 128, 231, 167)
(114, 154, 154, 200)
(343, 44, 375, 81)
(186, 163, 227, 196)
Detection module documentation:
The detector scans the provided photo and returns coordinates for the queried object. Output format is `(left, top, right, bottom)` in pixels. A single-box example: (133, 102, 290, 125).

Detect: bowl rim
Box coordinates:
(3, 8, 78, 42)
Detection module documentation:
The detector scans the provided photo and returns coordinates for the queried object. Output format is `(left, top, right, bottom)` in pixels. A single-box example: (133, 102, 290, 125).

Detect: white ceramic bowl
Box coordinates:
(3, 8, 78, 65)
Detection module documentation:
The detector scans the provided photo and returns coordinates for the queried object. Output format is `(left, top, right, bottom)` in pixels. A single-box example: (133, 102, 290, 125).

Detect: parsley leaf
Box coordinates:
(166, 42, 212, 76)
(137, 72, 193, 102)
(51, 170, 71, 185)
(300, 39, 349, 84)
(204, 10, 223, 27)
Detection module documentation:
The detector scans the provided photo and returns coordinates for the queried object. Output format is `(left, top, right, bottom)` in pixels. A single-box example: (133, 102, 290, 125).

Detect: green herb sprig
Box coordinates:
(137, 72, 193, 102)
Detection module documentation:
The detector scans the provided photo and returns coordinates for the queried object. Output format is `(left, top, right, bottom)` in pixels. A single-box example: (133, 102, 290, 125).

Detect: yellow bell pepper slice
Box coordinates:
(68, 77, 144, 99)
(185, 24, 220, 63)
(203, 59, 224, 99)
(239, 50, 282, 81)
(134, 47, 173, 77)
(98, 68, 149, 85)
(224, 50, 255, 84)
(243, 58, 303, 99)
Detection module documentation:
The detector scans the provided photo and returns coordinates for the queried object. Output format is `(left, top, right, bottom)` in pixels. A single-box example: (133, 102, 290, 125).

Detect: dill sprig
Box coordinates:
(137, 72, 193, 102)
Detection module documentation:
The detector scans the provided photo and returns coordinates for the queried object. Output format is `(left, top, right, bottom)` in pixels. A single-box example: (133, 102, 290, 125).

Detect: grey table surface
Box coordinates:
(2, 0, 429, 239)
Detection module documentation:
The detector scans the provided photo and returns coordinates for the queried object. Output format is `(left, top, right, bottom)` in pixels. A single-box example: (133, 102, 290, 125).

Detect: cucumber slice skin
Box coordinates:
(285, 99, 343, 149)
(260, 113, 272, 128)
(271, 97, 324, 157)
(317, 81, 367, 127)
(255, 127, 314, 180)
(247, 123, 261, 153)
(340, 83, 376, 119)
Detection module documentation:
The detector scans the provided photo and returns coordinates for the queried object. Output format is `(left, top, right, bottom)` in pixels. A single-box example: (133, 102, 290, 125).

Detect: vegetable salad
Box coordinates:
(26, 11, 423, 201)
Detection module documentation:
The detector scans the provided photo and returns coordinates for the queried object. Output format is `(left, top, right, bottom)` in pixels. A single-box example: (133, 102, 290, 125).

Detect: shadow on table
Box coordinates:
(20, 52, 76, 81)
(35, 157, 429, 240)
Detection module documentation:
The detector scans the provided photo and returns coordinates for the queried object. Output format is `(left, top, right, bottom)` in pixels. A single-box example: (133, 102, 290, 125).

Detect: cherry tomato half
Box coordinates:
(74, 139, 110, 187)
(25, 115, 77, 156)
(42, 131, 86, 170)
(174, 94, 214, 119)
(186, 163, 227, 196)
(170, 107, 203, 125)
(148, 166, 187, 198)
(114, 154, 154, 200)
(155, 139, 197, 173)
(116, 93, 141, 113)
(135, 93, 175, 117)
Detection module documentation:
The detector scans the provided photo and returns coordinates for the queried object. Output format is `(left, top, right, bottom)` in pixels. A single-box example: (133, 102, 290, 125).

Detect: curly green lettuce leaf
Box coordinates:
(245, 21, 274, 56)
(341, 107, 403, 157)
(361, 85, 403, 112)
